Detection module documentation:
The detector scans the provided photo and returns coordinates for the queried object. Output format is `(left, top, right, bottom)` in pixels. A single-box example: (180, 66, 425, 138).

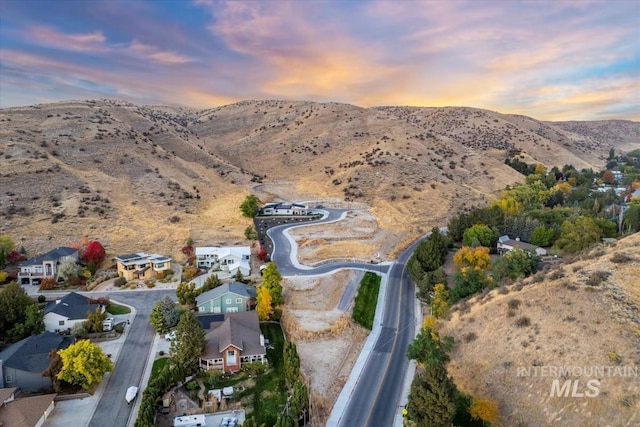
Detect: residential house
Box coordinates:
(114, 253, 172, 281)
(43, 292, 102, 333)
(260, 203, 308, 216)
(497, 235, 548, 256)
(0, 388, 56, 427)
(199, 311, 267, 373)
(196, 282, 257, 314)
(17, 247, 79, 286)
(194, 246, 251, 277)
(0, 332, 74, 392)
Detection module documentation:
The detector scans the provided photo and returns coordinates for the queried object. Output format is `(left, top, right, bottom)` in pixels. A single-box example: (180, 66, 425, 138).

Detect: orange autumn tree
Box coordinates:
(453, 246, 491, 271)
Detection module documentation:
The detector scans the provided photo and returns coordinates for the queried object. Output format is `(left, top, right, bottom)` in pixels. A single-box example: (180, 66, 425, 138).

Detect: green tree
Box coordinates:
(240, 194, 261, 218)
(530, 224, 557, 247)
(415, 267, 447, 302)
(408, 363, 457, 427)
(450, 268, 493, 304)
(283, 341, 301, 385)
(244, 225, 258, 240)
(85, 306, 108, 333)
(0, 281, 37, 342)
(0, 235, 15, 268)
(176, 281, 197, 306)
(622, 203, 640, 233)
(407, 325, 453, 365)
(262, 262, 284, 306)
(170, 311, 205, 375)
(57, 339, 114, 389)
(199, 274, 221, 293)
(291, 379, 309, 423)
(491, 248, 539, 284)
(462, 224, 496, 248)
(256, 285, 273, 320)
(555, 216, 602, 253)
(149, 296, 180, 333)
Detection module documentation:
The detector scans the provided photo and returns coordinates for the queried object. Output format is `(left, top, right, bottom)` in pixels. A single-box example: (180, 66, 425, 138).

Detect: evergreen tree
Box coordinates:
(408, 363, 457, 427)
(170, 311, 205, 375)
(149, 296, 180, 333)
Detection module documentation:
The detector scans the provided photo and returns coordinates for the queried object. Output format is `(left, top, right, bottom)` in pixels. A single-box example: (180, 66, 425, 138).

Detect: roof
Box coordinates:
(114, 252, 171, 265)
(195, 246, 250, 257)
(263, 203, 307, 210)
(0, 332, 74, 373)
(195, 314, 225, 330)
(196, 282, 257, 306)
(201, 311, 265, 359)
(20, 247, 77, 267)
(0, 393, 56, 427)
(0, 387, 17, 403)
(499, 238, 541, 251)
(44, 291, 101, 320)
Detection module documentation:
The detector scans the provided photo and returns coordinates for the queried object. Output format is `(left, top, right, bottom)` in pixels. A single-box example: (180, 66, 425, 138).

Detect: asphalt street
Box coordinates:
(88, 290, 174, 427)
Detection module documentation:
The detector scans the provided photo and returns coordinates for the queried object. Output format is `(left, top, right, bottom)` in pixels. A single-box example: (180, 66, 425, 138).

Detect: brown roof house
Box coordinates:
(199, 311, 267, 373)
(0, 387, 56, 427)
(497, 235, 548, 256)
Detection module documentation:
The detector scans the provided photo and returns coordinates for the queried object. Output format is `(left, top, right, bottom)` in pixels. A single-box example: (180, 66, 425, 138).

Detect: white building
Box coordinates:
(195, 246, 251, 277)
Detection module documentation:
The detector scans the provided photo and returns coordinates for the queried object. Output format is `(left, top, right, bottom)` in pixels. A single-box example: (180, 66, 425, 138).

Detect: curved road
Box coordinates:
(267, 209, 420, 426)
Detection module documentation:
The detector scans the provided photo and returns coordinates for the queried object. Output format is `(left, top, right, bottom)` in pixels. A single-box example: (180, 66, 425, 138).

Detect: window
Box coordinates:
(226, 307, 238, 313)
(226, 298, 232, 304)
(5, 374, 12, 383)
(236, 298, 243, 304)
(59, 320, 65, 326)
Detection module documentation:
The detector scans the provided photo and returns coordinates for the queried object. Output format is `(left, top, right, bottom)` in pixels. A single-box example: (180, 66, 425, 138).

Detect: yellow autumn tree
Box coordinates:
(431, 283, 449, 319)
(534, 163, 547, 175)
(491, 197, 521, 216)
(57, 339, 113, 390)
(453, 246, 491, 270)
(256, 285, 273, 320)
(554, 182, 572, 194)
(470, 396, 500, 424)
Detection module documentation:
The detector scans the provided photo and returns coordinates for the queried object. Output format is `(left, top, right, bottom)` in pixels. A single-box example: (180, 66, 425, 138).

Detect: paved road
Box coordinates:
(337, 238, 422, 426)
(88, 290, 174, 427)
(265, 210, 423, 426)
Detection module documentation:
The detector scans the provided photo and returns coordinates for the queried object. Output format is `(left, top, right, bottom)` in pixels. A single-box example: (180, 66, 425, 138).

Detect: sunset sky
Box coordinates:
(1, 0, 638, 121)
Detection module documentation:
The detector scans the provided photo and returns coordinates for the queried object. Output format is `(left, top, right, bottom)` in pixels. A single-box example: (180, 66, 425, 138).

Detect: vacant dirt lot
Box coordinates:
(281, 270, 369, 424)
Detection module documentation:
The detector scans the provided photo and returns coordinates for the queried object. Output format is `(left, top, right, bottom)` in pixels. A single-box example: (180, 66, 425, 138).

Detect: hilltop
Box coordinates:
(1, 99, 638, 259)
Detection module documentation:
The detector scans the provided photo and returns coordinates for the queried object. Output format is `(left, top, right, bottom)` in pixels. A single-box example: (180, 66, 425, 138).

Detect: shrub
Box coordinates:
(39, 277, 57, 290)
(507, 299, 521, 310)
(585, 271, 610, 287)
(610, 253, 632, 263)
(0, 272, 8, 283)
(129, 284, 137, 290)
(463, 332, 477, 343)
(515, 316, 531, 327)
(608, 351, 622, 365)
(38, 294, 47, 303)
(182, 266, 199, 281)
(242, 362, 268, 376)
(114, 276, 126, 287)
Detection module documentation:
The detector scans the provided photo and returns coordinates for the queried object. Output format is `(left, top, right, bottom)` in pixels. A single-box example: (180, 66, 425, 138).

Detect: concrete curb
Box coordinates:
(128, 331, 160, 427)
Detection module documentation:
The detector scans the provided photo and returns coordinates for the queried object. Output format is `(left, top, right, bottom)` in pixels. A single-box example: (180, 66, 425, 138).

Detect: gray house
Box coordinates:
(196, 282, 257, 314)
(0, 332, 74, 392)
(17, 246, 79, 286)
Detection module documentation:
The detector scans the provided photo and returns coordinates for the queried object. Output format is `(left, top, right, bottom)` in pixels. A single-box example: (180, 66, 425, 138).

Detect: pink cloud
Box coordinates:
(127, 40, 193, 64)
(28, 25, 108, 52)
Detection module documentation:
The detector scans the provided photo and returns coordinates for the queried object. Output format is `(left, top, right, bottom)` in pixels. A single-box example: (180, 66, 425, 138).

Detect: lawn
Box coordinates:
(107, 302, 131, 315)
(151, 357, 169, 378)
(352, 272, 381, 329)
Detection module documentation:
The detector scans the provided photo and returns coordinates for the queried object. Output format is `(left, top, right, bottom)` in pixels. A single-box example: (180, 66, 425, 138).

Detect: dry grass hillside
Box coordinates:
(1, 99, 637, 259)
(440, 233, 640, 427)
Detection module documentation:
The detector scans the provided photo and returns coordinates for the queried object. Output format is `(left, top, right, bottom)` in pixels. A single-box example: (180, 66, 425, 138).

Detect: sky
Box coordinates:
(0, 0, 639, 121)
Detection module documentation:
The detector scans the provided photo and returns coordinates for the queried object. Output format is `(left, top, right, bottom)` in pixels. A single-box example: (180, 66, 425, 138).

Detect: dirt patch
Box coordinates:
(281, 270, 368, 424)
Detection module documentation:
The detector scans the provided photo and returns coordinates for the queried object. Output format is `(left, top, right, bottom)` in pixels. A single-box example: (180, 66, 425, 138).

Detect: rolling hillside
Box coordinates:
(1, 99, 637, 258)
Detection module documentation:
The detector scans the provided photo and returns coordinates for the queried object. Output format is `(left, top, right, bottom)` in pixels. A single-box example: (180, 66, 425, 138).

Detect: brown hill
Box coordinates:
(1, 99, 638, 259)
(441, 233, 640, 426)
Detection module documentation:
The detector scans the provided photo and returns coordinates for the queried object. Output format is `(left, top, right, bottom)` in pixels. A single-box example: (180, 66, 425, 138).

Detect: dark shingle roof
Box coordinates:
(44, 292, 100, 320)
(201, 311, 265, 359)
(0, 332, 73, 373)
(196, 314, 225, 330)
(20, 247, 77, 267)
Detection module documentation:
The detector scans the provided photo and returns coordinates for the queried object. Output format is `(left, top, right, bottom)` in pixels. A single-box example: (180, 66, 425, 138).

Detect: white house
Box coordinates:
(497, 235, 548, 256)
(260, 203, 308, 216)
(195, 246, 251, 277)
(44, 292, 102, 333)
(17, 247, 79, 286)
